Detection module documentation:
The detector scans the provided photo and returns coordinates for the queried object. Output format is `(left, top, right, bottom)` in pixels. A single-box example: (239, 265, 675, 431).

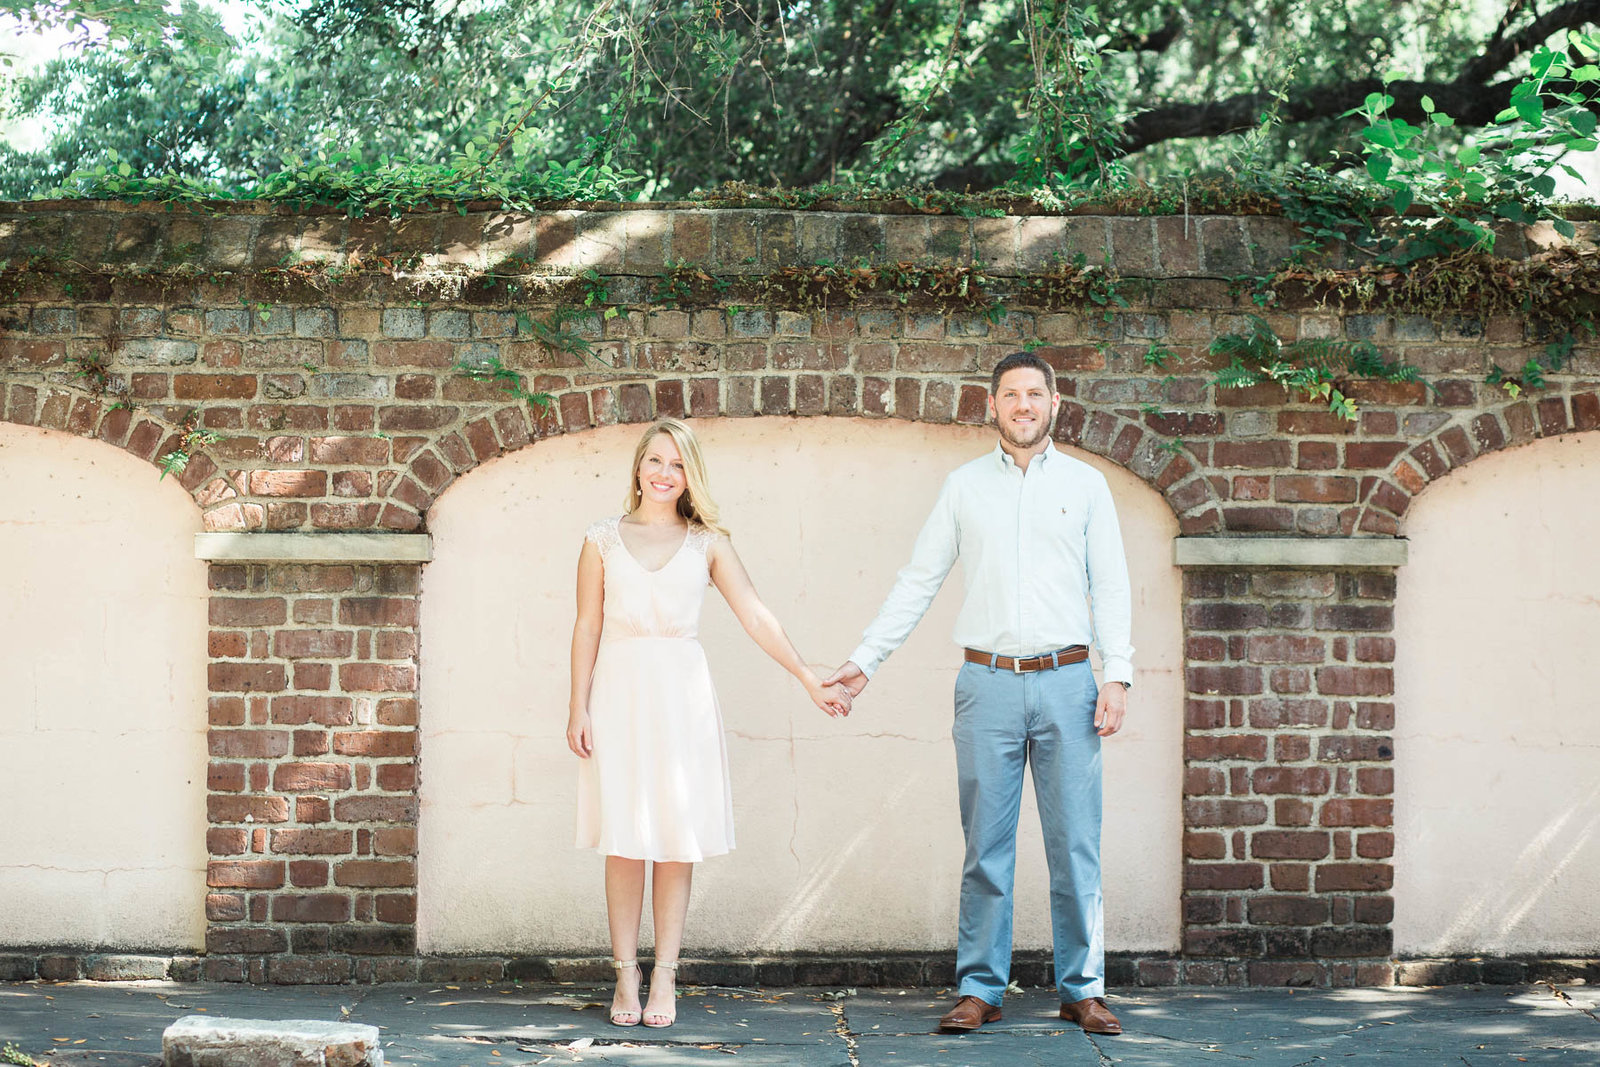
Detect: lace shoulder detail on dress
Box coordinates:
(685, 523, 721, 554)
(584, 517, 623, 556)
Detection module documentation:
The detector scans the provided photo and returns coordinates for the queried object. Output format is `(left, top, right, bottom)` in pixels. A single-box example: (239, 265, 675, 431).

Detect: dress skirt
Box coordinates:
(576, 635, 736, 862)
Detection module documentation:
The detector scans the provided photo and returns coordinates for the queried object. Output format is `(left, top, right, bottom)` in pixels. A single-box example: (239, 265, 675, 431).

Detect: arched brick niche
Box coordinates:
(1394, 430, 1600, 957)
(0, 423, 209, 953)
(415, 418, 1184, 958)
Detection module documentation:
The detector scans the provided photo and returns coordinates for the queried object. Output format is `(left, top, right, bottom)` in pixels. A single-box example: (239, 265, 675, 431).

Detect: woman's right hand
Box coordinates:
(567, 712, 593, 758)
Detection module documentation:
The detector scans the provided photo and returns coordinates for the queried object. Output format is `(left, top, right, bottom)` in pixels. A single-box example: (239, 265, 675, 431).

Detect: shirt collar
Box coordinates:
(993, 442, 1058, 470)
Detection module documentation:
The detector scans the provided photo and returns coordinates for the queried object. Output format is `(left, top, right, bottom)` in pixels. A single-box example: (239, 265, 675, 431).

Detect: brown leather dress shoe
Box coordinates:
(937, 995, 1003, 1032)
(1060, 996, 1122, 1035)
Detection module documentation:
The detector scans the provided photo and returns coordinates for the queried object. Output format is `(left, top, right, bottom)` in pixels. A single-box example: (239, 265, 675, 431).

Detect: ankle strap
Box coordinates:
(612, 959, 639, 970)
(651, 960, 678, 972)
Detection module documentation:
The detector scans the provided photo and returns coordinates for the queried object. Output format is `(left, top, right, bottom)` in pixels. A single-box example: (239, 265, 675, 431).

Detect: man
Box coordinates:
(826, 351, 1132, 1036)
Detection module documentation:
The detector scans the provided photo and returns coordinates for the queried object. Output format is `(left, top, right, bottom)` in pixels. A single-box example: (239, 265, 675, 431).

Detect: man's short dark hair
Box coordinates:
(989, 351, 1056, 395)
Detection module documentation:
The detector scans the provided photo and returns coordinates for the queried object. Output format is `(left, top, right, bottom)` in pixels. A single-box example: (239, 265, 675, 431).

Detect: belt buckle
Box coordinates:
(1011, 656, 1025, 675)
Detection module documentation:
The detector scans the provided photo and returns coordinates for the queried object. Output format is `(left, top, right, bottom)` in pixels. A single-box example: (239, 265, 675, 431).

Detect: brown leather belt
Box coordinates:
(963, 645, 1089, 673)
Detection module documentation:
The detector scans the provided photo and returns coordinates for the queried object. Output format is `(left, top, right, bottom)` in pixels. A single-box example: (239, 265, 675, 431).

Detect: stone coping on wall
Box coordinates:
(195, 532, 433, 562)
(1174, 537, 1410, 568)
(1, 200, 1591, 279)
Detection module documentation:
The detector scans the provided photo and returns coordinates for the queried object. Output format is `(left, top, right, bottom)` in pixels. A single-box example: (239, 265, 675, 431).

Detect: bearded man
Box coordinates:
(826, 351, 1134, 1036)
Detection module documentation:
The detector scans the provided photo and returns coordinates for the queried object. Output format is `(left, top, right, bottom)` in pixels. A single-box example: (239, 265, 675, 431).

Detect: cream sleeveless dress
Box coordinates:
(575, 517, 735, 862)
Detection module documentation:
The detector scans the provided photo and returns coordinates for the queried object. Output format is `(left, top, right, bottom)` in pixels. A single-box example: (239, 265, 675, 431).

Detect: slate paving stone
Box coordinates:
(3, 982, 1595, 1067)
(855, 1032, 1102, 1066)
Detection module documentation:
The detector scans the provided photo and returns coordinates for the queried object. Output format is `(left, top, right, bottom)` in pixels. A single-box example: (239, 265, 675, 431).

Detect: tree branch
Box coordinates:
(1117, 0, 1600, 158)
(1461, 0, 1600, 85)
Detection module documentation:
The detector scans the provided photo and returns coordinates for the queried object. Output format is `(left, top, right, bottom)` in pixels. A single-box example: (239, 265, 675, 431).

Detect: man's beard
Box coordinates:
(998, 414, 1052, 450)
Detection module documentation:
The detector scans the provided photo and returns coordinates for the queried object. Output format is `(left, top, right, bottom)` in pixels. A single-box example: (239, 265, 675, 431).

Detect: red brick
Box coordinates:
(207, 827, 248, 854)
(1274, 475, 1358, 503)
(1248, 895, 1330, 925)
(273, 762, 352, 792)
(209, 597, 287, 626)
(209, 729, 290, 758)
(376, 894, 418, 924)
(339, 663, 416, 692)
(375, 764, 417, 792)
(1185, 734, 1269, 761)
(207, 762, 246, 792)
(1270, 863, 1310, 890)
(334, 796, 418, 822)
(335, 859, 417, 888)
(206, 893, 246, 921)
(207, 860, 285, 888)
(1315, 863, 1394, 891)
(333, 731, 418, 758)
(1357, 768, 1394, 795)
(271, 828, 353, 855)
(1184, 832, 1227, 859)
(1186, 666, 1264, 695)
(1315, 666, 1394, 696)
(1185, 603, 1268, 630)
(1245, 635, 1325, 663)
(289, 859, 329, 887)
(273, 629, 355, 659)
(271, 696, 354, 725)
(297, 796, 332, 822)
(208, 795, 290, 823)
(1252, 766, 1330, 794)
(294, 662, 333, 690)
(1222, 506, 1295, 532)
(1183, 862, 1263, 890)
(1184, 799, 1268, 826)
(309, 436, 391, 464)
(175, 374, 258, 400)
(1186, 699, 1226, 729)
(374, 828, 417, 856)
(1214, 440, 1291, 467)
(1250, 831, 1330, 860)
(340, 597, 419, 627)
(294, 729, 330, 756)
(272, 893, 353, 922)
(376, 698, 419, 726)
(1320, 798, 1393, 827)
(247, 469, 327, 497)
(1354, 637, 1395, 662)
(1248, 698, 1328, 728)
(1354, 894, 1395, 921)
(1316, 736, 1393, 761)
(1185, 767, 1226, 795)
(1357, 832, 1395, 859)
(208, 662, 287, 693)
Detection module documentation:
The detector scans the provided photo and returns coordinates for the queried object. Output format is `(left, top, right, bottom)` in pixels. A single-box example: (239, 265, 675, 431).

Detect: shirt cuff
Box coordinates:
(1102, 657, 1133, 688)
(848, 645, 883, 680)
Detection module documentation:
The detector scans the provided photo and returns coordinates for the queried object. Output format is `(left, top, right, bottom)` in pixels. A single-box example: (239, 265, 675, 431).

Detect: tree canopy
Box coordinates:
(1, 0, 1599, 212)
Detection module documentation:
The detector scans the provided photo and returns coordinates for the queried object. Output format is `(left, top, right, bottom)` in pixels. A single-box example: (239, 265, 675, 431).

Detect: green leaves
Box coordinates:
(1208, 315, 1425, 421)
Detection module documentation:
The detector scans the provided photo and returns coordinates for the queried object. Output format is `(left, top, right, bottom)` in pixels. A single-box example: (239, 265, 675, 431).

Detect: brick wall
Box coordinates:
(2, 202, 1597, 985)
(203, 562, 421, 983)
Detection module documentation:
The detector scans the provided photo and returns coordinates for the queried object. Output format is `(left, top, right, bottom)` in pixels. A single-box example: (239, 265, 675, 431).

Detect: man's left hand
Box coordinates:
(1094, 681, 1128, 737)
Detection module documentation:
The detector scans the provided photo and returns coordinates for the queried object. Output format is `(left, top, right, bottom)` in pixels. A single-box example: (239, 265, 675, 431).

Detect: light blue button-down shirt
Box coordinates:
(848, 443, 1135, 685)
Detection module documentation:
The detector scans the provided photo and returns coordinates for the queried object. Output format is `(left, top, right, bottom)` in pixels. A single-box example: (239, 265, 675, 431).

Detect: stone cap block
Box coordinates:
(163, 1016, 383, 1067)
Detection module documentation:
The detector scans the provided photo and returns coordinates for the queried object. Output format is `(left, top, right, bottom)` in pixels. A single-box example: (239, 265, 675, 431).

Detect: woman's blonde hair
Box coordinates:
(625, 418, 728, 536)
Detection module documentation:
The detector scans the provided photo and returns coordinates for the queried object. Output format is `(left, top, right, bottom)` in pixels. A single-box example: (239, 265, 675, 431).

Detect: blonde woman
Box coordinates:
(567, 418, 850, 1029)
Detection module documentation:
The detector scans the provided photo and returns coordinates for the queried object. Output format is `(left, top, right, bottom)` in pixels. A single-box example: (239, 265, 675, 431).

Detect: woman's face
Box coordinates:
(636, 433, 687, 508)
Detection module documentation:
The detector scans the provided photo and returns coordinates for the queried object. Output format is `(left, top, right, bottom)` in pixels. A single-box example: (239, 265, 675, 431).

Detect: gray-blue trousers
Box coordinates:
(952, 658, 1104, 1005)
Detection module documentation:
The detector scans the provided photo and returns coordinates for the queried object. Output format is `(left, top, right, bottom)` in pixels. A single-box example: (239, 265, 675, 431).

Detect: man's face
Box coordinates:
(988, 367, 1059, 450)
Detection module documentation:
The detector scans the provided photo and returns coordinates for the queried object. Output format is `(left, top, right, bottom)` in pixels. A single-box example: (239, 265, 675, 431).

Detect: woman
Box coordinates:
(566, 418, 851, 1029)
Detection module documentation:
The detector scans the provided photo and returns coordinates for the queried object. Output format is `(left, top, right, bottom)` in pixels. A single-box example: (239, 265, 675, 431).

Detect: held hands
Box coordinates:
(806, 676, 853, 718)
(822, 661, 869, 699)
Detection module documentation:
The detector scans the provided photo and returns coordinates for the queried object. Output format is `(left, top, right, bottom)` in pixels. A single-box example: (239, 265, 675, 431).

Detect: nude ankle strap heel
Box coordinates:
(642, 961, 678, 1028)
(609, 960, 641, 1027)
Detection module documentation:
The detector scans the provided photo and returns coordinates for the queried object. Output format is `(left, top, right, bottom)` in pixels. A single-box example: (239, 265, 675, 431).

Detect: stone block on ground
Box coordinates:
(162, 1017, 383, 1067)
